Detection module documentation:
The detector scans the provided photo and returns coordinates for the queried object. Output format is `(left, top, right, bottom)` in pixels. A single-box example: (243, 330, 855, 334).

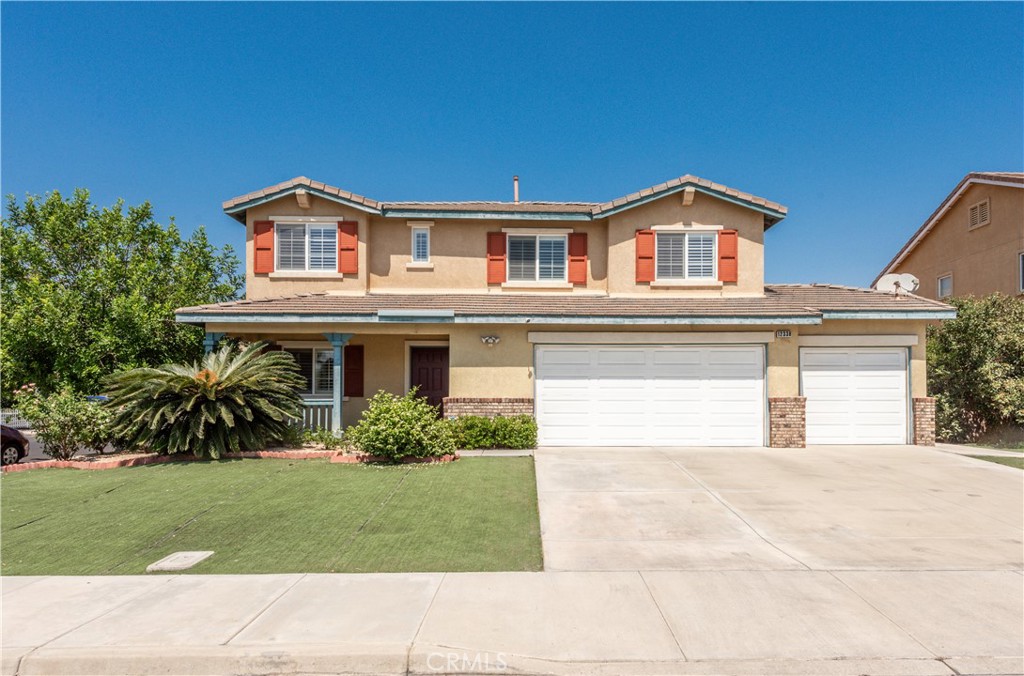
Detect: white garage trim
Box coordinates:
(528, 331, 775, 345)
(800, 347, 910, 445)
(535, 345, 766, 447)
(798, 334, 918, 347)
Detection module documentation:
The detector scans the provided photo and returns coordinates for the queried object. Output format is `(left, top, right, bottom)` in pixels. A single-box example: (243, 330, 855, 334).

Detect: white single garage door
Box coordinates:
(535, 345, 765, 447)
(801, 347, 908, 445)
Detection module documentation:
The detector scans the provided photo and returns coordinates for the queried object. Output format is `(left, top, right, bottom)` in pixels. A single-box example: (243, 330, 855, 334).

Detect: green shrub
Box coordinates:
(448, 416, 494, 449)
(447, 414, 537, 450)
(12, 385, 112, 460)
(345, 389, 455, 461)
(928, 294, 1024, 442)
(105, 342, 306, 459)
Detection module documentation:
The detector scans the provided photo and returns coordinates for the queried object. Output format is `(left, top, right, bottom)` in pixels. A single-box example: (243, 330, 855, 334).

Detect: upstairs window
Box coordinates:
(656, 232, 716, 280)
(411, 227, 430, 262)
(937, 274, 953, 299)
(1019, 253, 1023, 293)
(968, 199, 991, 229)
(276, 224, 337, 271)
(508, 234, 567, 282)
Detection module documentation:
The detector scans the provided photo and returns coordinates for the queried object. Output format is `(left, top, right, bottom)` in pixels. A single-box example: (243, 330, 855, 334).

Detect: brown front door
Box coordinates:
(409, 346, 449, 410)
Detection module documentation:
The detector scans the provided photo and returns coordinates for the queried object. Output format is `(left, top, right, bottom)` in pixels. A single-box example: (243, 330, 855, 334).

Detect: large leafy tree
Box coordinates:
(1, 189, 243, 400)
(928, 294, 1024, 442)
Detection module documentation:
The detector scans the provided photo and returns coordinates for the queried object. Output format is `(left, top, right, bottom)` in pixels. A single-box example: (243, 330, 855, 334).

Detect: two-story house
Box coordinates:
(874, 172, 1024, 300)
(176, 174, 954, 448)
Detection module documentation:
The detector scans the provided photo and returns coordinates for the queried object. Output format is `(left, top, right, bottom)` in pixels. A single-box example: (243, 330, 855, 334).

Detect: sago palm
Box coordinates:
(105, 341, 306, 459)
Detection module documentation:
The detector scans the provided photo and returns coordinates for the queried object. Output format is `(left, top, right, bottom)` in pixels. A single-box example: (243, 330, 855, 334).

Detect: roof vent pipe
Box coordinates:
(513, 175, 519, 204)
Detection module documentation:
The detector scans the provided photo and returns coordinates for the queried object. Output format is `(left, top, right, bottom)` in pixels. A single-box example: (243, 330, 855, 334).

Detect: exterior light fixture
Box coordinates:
(480, 335, 501, 347)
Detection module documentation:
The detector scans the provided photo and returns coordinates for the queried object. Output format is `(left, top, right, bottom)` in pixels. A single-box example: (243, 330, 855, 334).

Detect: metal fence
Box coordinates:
(0, 408, 31, 429)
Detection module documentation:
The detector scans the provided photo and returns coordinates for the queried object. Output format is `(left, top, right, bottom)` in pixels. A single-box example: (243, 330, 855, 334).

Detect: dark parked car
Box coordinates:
(1, 425, 30, 465)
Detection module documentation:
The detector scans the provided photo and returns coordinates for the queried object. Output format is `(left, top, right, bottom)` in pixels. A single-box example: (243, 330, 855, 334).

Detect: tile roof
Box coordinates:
(874, 172, 1024, 284)
(177, 284, 952, 320)
(222, 174, 788, 225)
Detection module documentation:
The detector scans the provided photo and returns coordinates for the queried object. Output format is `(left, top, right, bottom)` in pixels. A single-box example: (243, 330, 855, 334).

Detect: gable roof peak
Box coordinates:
(222, 173, 788, 226)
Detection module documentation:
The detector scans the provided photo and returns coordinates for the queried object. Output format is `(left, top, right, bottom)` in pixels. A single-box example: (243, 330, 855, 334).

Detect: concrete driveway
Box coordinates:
(536, 445, 1023, 572)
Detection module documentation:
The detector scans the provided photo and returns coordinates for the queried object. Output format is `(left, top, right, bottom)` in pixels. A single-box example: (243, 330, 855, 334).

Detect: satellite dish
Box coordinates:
(874, 273, 920, 295)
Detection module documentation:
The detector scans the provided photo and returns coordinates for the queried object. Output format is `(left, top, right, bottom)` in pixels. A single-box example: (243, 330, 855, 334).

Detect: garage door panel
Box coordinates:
(801, 347, 908, 445)
(536, 345, 765, 447)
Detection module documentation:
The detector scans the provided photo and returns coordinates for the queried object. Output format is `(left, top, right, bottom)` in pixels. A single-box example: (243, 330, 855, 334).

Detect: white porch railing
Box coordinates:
(298, 399, 334, 431)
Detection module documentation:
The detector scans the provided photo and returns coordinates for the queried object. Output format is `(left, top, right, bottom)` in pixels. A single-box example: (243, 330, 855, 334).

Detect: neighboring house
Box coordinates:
(874, 172, 1024, 300)
(176, 174, 954, 448)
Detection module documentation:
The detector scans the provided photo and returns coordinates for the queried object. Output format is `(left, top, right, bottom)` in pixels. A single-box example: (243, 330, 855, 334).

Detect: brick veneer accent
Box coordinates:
(769, 397, 806, 448)
(443, 397, 534, 418)
(912, 397, 936, 446)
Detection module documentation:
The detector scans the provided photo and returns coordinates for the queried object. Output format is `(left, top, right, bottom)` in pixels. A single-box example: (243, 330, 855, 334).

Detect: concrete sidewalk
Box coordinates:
(4, 570, 1023, 676)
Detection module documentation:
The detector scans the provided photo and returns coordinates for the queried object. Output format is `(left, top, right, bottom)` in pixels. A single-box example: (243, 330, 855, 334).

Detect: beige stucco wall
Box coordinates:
(244, 195, 370, 299)
(771, 319, 929, 399)
(239, 189, 770, 300)
(211, 319, 929, 426)
(893, 183, 1024, 300)
(368, 218, 608, 293)
(607, 191, 766, 296)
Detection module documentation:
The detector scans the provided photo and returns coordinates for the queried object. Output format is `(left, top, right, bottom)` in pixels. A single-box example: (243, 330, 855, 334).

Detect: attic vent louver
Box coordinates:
(968, 198, 991, 229)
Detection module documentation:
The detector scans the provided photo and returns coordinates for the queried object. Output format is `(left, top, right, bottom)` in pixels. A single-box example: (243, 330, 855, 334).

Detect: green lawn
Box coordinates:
(968, 455, 1024, 470)
(1, 457, 542, 575)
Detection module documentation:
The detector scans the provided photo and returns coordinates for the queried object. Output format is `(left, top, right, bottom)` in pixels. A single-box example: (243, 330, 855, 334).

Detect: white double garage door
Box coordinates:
(535, 345, 909, 447)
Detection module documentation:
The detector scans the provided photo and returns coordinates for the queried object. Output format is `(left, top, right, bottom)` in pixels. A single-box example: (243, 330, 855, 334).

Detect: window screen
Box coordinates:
(277, 225, 306, 270)
(413, 229, 430, 262)
(538, 236, 566, 280)
(687, 233, 715, 278)
(314, 350, 334, 393)
(508, 235, 537, 281)
(656, 233, 686, 278)
(308, 226, 337, 271)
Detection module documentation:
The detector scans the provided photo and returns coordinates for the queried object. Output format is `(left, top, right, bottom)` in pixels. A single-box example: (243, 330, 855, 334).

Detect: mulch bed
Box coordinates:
(2, 448, 459, 473)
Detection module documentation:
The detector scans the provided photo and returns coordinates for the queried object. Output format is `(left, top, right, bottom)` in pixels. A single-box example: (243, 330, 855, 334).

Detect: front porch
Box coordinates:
(204, 329, 459, 431)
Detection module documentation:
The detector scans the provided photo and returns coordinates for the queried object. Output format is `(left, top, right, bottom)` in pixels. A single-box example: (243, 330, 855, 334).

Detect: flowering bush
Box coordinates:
(13, 385, 113, 460)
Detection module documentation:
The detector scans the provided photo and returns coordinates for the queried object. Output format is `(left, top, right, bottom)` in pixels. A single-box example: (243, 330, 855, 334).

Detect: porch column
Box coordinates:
(324, 333, 353, 435)
(203, 332, 225, 354)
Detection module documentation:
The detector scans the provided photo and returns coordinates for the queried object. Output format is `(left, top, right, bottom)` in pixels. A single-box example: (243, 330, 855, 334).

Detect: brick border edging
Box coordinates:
(2, 449, 460, 473)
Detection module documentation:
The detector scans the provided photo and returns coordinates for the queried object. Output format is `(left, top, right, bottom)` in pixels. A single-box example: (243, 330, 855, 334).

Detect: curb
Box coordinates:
(9, 644, 1005, 676)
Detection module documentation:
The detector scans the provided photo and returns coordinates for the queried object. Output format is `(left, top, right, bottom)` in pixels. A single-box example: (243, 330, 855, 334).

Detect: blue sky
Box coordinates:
(3, 2, 1022, 286)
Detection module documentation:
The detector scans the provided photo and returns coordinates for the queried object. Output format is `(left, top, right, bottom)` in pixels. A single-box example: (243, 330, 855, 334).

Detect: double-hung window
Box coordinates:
(508, 234, 567, 282)
(411, 227, 430, 263)
(656, 232, 716, 280)
(276, 224, 337, 272)
(282, 348, 334, 395)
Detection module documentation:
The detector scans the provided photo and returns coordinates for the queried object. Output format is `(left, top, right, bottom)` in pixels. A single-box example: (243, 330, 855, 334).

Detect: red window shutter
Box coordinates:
(718, 229, 738, 283)
(567, 233, 588, 284)
(486, 232, 507, 284)
(253, 220, 274, 274)
(338, 221, 358, 274)
(635, 229, 655, 283)
(343, 344, 364, 398)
